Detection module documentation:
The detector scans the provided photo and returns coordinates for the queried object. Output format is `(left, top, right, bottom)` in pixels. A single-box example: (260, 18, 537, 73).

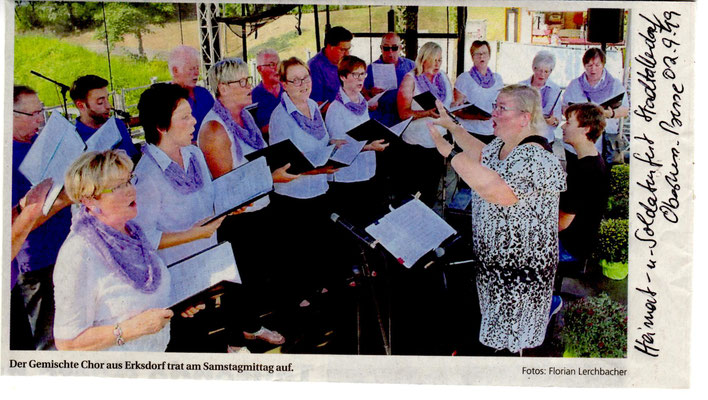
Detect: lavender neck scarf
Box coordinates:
(72, 206, 162, 293)
(579, 69, 617, 103)
(335, 90, 367, 116)
(212, 100, 266, 160)
(415, 72, 447, 101)
(531, 77, 553, 112)
(469, 66, 496, 89)
(281, 95, 327, 140)
(142, 146, 204, 195)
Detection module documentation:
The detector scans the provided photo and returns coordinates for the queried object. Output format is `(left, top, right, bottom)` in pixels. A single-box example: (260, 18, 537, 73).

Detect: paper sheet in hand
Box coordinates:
(365, 198, 456, 268)
(167, 242, 242, 310)
(18, 112, 86, 215)
(204, 156, 273, 225)
(367, 90, 387, 107)
(85, 117, 122, 152)
(372, 63, 397, 91)
(303, 144, 336, 168)
(329, 139, 367, 166)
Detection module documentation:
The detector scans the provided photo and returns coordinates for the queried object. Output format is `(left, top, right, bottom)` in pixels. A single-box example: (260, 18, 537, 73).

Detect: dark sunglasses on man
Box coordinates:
(381, 45, 399, 52)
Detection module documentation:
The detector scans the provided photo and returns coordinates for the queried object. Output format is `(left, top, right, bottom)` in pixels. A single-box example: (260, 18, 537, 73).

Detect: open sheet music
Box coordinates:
(167, 242, 242, 310)
(85, 117, 122, 152)
(329, 139, 367, 166)
(365, 198, 456, 268)
(204, 156, 273, 225)
(372, 63, 397, 91)
(347, 118, 411, 143)
(367, 90, 387, 106)
(18, 112, 86, 215)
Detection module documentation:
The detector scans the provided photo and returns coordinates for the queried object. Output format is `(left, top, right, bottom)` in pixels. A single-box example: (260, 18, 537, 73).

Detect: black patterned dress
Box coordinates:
(470, 137, 566, 353)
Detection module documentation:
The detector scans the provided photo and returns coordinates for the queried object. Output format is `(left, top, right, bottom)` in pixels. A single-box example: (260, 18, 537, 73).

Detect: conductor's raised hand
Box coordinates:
(430, 99, 457, 131)
(272, 163, 300, 183)
(426, 121, 453, 158)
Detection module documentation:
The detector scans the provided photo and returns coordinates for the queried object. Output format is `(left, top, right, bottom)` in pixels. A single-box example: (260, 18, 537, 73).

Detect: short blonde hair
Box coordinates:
(64, 149, 134, 202)
(498, 84, 547, 136)
(206, 58, 250, 97)
(414, 42, 442, 76)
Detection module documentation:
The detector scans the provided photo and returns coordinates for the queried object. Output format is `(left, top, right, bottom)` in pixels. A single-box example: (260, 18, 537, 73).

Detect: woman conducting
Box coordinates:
(396, 41, 453, 207)
(268, 57, 339, 307)
(198, 58, 291, 345)
(561, 47, 629, 164)
(452, 40, 504, 144)
(427, 85, 566, 355)
(324, 55, 388, 226)
(519, 50, 562, 146)
(53, 150, 202, 351)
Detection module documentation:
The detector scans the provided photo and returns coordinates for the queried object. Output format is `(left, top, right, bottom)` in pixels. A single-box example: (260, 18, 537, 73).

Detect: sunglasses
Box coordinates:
(381, 45, 400, 52)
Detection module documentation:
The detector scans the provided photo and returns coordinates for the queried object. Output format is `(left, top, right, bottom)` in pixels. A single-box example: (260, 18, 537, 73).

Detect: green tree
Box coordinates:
(96, 2, 175, 59)
(15, 1, 100, 34)
(395, 6, 419, 60)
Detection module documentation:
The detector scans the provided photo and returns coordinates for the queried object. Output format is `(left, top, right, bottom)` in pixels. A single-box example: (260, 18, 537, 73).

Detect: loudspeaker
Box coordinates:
(587, 8, 624, 44)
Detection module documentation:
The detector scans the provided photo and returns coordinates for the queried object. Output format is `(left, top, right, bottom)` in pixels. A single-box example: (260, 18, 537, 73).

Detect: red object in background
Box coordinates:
(573, 12, 585, 27)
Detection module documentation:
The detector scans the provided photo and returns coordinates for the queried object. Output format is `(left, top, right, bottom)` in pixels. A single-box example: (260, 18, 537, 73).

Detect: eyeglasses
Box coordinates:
(100, 174, 135, 195)
(492, 102, 524, 113)
(285, 75, 311, 87)
(473, 51, 490, 58)
(349, 72, 367, 80)
(258, 62, 278, 69)
(14, 108, 44, 117)
(226, 77, 253, 88)
(381, 45, 400, 52)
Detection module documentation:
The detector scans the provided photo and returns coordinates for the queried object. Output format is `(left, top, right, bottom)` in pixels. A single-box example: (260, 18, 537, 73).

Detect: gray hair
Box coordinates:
(168, 45, 199, 72)
(532, 50, 555, 71)
(206, 58, 250, 97)
(498, 84, 547, 136)
(256, 48, 279, 65)
(414, 42, 442, 75)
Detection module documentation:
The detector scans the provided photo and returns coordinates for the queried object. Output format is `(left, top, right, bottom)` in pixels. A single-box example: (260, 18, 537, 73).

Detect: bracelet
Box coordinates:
(113, 323, 125, 346)
(446, 144, 463, 163)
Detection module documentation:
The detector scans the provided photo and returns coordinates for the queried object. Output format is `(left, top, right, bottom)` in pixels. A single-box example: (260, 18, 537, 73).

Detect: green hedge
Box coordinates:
(605, 164, 629, 219)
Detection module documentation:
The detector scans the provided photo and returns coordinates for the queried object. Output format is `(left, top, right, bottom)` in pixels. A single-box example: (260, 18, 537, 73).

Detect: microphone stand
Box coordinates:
(31, 71, 70, 117)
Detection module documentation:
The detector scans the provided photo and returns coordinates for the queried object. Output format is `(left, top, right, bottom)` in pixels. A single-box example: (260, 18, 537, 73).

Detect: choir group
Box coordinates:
(10, 26, 625, 355)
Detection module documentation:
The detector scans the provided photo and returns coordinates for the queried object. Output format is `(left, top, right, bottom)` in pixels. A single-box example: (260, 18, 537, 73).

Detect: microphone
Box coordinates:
(111, 108, 132, 119)
(330, 213, 377, 249)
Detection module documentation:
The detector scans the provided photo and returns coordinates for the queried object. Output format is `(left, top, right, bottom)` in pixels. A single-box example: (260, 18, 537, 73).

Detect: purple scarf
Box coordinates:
(142, 146, 204, 195)
(469, 66, 496, 89)
(281, 95, 327, 140)
(578, 69, 617, 103)
(212, 101, 266, 161)
(415, 72, 447, 102)
(72, 206, 162, 293)
(335, 90, 367, 116)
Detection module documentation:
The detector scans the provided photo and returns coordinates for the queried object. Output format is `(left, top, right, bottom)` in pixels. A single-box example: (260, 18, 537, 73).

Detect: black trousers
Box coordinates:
(397, 143, 445, 208)
(10, 266, 55, 350)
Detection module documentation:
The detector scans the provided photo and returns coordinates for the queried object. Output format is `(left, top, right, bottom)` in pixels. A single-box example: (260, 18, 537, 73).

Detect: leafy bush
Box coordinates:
(561, 293, 627, 358)
(605, 164, 629, 219)
(594, 219, 628, 263)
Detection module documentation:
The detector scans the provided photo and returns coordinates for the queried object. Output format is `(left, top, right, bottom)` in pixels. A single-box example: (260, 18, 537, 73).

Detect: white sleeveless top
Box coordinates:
(200, 109, 270, 212)
(403, 71, 453, 148)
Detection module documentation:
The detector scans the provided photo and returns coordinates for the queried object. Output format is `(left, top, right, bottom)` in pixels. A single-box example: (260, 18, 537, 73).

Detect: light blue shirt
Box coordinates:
(325, 88, 376, 183)
(133, 144, 217, 265)
(268, 92, 331, 198)
(561, 70, 629, 154)
(454, 71, 504, 136)
(519, 77, 562, 143)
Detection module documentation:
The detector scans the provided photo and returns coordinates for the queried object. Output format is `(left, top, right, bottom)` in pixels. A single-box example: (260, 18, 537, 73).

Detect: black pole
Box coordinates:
(325, 5, 331, 32)
(456, 6, 467, 76)
(241, 5, 248, 61)
(101, 2, 114, 92)
(387, 8, 395, 32)
(314, 5, 321, 52)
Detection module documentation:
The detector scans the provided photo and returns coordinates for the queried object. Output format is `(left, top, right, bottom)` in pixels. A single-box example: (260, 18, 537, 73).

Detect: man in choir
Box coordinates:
(69, 75, 139, 159)
(363, 32, 415, 127)
(168, 45, 215, 142)
(252, 48, 283, 136)
(308, 26, 353, 108)
(11, 86, 72, 350)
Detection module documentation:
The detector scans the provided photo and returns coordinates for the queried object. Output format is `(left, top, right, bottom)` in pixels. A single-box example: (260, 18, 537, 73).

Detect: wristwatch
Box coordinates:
(446, 144, 463, 163)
